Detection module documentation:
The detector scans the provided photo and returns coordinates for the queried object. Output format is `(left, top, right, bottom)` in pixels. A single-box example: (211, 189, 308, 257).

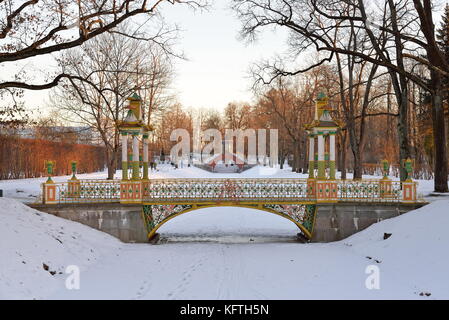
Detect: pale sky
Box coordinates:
(161, 0, 289, 110)
(1, 0, 289, 117)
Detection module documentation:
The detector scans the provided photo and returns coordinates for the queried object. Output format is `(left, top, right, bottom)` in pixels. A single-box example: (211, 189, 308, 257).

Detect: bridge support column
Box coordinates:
(120, 132, 144, 204)
(132, 133, 140, 180)
(141, 132, 150, 199)
(121, 132, 129, 181)
(308, 134, 315, 178)
(329, 132, 336, 180)
(142, 132, 149, 180)
(317, 133, 326, 179)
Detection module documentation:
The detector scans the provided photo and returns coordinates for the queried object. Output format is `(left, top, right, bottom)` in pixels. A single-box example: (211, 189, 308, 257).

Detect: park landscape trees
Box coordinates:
(0, 0, 204, 178)
(232, 0, 449, 192)
(0, 0, 447, 192)
(52, 23, 177, 179)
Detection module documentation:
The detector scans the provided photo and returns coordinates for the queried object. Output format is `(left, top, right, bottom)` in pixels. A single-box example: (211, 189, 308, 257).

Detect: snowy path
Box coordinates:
(48, 242, 406, 300)
(49, 237, 443, 300)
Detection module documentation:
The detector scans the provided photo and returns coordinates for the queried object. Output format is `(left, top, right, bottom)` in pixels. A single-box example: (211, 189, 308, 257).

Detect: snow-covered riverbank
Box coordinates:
(0, 165, 447, 299)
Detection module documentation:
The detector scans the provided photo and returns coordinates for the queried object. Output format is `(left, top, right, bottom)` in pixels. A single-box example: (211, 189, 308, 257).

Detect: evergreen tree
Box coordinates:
(437, 4, 449, 104)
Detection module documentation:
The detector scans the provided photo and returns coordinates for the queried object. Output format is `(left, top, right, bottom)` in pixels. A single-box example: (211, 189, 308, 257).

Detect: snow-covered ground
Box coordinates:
(0, 197, 121, 300)
(0, 165, 448, 299)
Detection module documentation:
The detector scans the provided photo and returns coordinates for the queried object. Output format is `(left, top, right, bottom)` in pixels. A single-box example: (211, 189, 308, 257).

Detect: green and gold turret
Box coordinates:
(305, 93, 341, 180)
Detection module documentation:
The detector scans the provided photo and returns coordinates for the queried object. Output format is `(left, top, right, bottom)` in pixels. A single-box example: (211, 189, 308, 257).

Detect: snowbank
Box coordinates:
(342, 200, 449, 298)
(0, 198, 121, 299)
(0, 186, 447, 299)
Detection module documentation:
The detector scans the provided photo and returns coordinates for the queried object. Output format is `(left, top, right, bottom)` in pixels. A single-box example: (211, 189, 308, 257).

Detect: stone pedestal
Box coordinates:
(402, 181, 417, 203)
(120, 180, 143, 204)
(67, 179, 81, 198)
(379, 179, 393, 199)
(43, 183, 57, 205)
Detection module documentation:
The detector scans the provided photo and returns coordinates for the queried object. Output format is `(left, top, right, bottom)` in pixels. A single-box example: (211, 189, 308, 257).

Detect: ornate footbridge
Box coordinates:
(40, 176, 421, 241)
(38, 93, 425, 243)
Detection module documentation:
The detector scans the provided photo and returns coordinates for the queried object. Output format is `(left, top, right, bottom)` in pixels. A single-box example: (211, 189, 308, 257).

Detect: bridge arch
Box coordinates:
(141, 203, 317, 241)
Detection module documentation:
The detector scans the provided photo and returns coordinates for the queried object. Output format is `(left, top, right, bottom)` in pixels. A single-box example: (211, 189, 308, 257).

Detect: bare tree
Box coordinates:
(139, 45, 175, 128)
(233, 0, 448, 191)
(224, 102, 251, 130)
(255, 75, 318, 173)
(53, 25, 176, 179)
(155, 102, 192, 157)
(0, 0, 205, 125)
(411, 0, 449, 192)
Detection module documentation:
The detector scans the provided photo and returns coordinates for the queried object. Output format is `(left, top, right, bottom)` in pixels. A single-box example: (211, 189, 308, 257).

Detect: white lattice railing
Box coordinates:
(337, 179, 403, 202)
(145, 178, 311, 203)
(41, 178, 423, 204)
(44, 179, 121, 204)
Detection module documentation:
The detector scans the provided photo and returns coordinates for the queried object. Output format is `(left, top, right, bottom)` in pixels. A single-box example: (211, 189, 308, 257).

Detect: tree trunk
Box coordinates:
(431, 73, 449, 192)
(352, 149, 363, 180)
(106, 149, 117, 180)
(107, 164, 115, 180)
(396, 89, 412, 182)
(347, 120, 362, 180)
(279, 143, 286, 170)
(292, 140, 299, 172)
(295, 147, 301, 173)
(298, 138, 306, 173)
(385, 0, 412, 182)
